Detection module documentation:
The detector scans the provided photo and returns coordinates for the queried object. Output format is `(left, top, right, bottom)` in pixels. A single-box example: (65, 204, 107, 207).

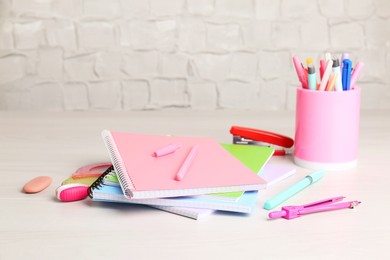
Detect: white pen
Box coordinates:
(332, 58, 343, 92)
(325, 52, 332, 61)
(318, 59, 333, 91)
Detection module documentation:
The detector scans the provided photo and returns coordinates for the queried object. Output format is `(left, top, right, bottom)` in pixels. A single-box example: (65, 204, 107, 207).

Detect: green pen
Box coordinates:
(263, 170, 325, 210)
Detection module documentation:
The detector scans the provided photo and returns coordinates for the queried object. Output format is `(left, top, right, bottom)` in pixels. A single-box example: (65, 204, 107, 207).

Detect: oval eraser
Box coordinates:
(23, 176, 52, 193)
(56, 184, 89, 202)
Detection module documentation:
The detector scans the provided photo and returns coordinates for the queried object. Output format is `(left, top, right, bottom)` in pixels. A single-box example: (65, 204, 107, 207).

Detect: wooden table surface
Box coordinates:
(0, 110, 389, 259)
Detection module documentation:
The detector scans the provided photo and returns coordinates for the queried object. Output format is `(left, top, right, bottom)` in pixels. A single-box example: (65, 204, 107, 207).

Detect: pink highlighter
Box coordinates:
(56, 184, 89, 202)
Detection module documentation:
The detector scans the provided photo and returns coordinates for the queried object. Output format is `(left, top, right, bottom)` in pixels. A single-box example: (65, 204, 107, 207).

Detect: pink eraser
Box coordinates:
(56, 184, 89, 202)
(23, 176, 52, 193)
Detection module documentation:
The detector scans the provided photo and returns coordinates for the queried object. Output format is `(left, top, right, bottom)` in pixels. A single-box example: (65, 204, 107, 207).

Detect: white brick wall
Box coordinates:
(0, 0, 389, 110)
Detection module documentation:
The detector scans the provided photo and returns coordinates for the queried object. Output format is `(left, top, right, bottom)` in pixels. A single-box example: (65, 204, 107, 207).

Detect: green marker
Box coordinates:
(263, 170, 325, 210)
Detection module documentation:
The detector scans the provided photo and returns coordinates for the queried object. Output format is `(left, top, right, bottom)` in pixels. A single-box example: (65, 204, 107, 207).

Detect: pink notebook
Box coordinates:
(102, 130, 267, 199)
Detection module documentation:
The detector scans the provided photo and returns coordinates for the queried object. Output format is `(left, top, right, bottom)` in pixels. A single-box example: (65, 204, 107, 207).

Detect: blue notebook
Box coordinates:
(154, 163, 295, 219)
(92, 185, 259, 213)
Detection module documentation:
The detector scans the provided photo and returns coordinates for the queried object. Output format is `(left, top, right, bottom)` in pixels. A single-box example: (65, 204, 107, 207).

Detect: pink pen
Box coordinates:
(175, 144, 199, 181)
(292, 56, 308, 89)
(350, 62, 364, 89)
(153, 143, 181, 157)
(268, 196, 361, 220)
(319, 59, 326, 81)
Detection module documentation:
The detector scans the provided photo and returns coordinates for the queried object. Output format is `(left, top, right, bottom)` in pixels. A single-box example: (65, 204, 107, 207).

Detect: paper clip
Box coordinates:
(268, 196, 361, 220)
(230, 126, 294, 156)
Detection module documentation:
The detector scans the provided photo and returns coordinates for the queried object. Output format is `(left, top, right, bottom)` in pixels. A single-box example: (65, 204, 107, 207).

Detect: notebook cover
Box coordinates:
(148, 206, 213, 220)
(149, 165, 296, 219)
(199, 144, 274, 201)
(90, 164, 295, 215)
(92, 185, 259, 213)
(102, 130, 267, 199)
(102, 144, 274, 202)
(261, 164, 296, 187)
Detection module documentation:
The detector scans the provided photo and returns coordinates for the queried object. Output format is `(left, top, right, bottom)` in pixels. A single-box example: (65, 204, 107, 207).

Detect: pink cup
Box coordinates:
(294, 88, 361, 170)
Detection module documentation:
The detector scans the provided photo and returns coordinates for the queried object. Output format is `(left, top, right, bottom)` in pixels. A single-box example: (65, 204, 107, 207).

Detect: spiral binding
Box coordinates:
(102, 131, 135, 197)
(88, 165, 114, 198)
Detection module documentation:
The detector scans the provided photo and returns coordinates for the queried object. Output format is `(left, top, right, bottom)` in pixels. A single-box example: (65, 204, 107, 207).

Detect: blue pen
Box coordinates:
(263, 170, 325, 210)
(342, 59, 352, 91)
(340, 53, 349, 80)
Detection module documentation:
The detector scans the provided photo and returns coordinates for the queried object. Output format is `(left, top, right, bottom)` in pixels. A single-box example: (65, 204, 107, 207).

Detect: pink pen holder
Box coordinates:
(294, 87, 361, 170)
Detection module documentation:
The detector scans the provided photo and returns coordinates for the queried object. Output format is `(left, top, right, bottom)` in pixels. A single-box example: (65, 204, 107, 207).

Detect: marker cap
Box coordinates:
(308, 64, 315, 74)
(306, 170, 325, 183)
(332, 58, 340, 67)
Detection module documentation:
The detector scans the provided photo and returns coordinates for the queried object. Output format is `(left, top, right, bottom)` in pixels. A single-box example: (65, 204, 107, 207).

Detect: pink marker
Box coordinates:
(350, 62, 364, 89)
(319, 59, 326, 81)
(292, 56, 308, 89)
(175, 144, 199, 181)
(153, 143, 181, 157)
(268, 196, 361, 220)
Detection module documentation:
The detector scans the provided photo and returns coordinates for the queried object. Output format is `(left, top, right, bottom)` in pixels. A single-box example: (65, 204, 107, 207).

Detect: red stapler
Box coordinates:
(230, 126, 294, 156)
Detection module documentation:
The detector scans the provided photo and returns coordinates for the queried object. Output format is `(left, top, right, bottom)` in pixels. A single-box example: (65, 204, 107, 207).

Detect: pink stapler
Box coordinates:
(268, 196, 361, 220)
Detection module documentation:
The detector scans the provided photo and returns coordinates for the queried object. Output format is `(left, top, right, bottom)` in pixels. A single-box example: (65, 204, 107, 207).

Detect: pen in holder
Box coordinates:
(294, 87, 361, 170)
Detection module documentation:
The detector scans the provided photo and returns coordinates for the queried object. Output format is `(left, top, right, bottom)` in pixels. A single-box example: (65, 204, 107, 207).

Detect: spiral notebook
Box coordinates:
(87, 166, 214, 219)
(101, 130, 267, 199)
(88, 163, 295, 217)
(100, 144, 274, 202)
(89, 144, 274, 214)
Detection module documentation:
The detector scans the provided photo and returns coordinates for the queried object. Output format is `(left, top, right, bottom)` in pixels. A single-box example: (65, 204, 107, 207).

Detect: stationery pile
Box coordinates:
(81, 130, 296, 219)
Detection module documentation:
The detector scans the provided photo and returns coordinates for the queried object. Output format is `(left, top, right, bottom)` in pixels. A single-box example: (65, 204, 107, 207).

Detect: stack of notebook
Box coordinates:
(88, 130, 295, 219)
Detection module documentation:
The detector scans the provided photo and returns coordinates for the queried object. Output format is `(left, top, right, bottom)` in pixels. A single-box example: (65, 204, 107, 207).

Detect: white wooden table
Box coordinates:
(1, 110, 389, 259)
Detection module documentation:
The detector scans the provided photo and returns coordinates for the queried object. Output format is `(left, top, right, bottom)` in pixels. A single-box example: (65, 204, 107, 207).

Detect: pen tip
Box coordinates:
(264, 202, 273, 210)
